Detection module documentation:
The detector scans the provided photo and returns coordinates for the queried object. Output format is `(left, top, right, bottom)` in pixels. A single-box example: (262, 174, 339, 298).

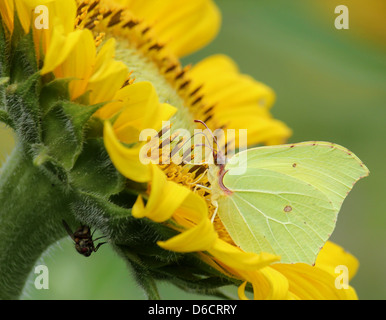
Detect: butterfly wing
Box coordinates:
(217, 141, 369, 264)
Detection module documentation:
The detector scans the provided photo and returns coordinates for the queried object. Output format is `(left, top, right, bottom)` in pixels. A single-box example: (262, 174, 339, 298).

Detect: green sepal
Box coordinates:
(9, 22, 38, 83)
(85, 116, 104, 139)
(5, 73, 41, 144)
(124, 251, 237, 299)
(0, 78, 12, 126)
(0, 19, 10, 78)
(31, 144, 71, 188)
(39, 78, 71, 114)
(70, 138, 125, 197)
(130, 263, 161, 300)
(0, 109, 13, 127)
(38, 101, 103, 171)
(73, 89, 91, 106)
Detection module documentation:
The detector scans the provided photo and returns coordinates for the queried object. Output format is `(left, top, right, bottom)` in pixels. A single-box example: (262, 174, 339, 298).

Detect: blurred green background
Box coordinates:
(1, 0, 385, 299)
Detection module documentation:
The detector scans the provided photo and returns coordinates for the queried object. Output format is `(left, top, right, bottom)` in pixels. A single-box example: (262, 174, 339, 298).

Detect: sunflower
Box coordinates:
(0, 0, 359, 300)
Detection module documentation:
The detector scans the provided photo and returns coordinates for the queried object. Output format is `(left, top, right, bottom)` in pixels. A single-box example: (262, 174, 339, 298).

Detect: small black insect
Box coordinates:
(62, 220, 107, 257)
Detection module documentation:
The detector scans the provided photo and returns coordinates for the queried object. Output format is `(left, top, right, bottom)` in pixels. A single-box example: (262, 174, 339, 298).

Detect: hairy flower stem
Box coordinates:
(0, 143, 73, 299)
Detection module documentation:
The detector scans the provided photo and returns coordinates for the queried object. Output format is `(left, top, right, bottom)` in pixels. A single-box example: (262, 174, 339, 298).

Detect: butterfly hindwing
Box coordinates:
(216, 141, 369, 264)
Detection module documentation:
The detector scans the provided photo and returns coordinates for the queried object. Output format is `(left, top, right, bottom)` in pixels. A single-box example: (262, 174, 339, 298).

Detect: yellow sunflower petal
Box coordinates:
(158, 103, 177, 127)
(95, 85, 133, 120)
(259, 267, 291, 300)
(62, 30, 96, 100)
(237, 282, 249, 300)
(41, 27, 97, 100)
(50, 0, 76, 34)
(157, 217, 217, 252)
(132, 165, 191, 222)
(236, 267, 291, 300)
(235, 270, 269, 300)
(0, 0, 14, 34)
(208, 239, 280, 271)
(157, 192, 218, 252)
(15, 0, 34, 34)
(112, 81, 160, 137)
(40, 28, 86, 75)
(272, 263, 357, 300)
(216, 110, 292, 146)
(103, 121, 151, 183)
(190, 55, 276, 109)
(111, 82, 177, 144)
(189, 54, 292, 146)
(33, 0, 77, 60)
(87, 38, 128, 104)
(15, 0, 54, 34)
(316, 241, 359, 281)
(122, 0, 221, 57)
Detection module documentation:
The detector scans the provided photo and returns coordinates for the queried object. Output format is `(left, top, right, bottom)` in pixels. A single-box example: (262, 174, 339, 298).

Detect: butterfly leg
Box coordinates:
(194, 184, 211, 191)
(210, 200, 219, 223)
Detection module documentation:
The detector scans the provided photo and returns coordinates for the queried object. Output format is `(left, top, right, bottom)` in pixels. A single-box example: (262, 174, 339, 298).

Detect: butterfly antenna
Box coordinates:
(171, 131, 211, 154)
(194, 120, 226, 165)
(172, 131, 216, 164)
(194, 142, 217, 157)
(194, 120, 219, 147)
